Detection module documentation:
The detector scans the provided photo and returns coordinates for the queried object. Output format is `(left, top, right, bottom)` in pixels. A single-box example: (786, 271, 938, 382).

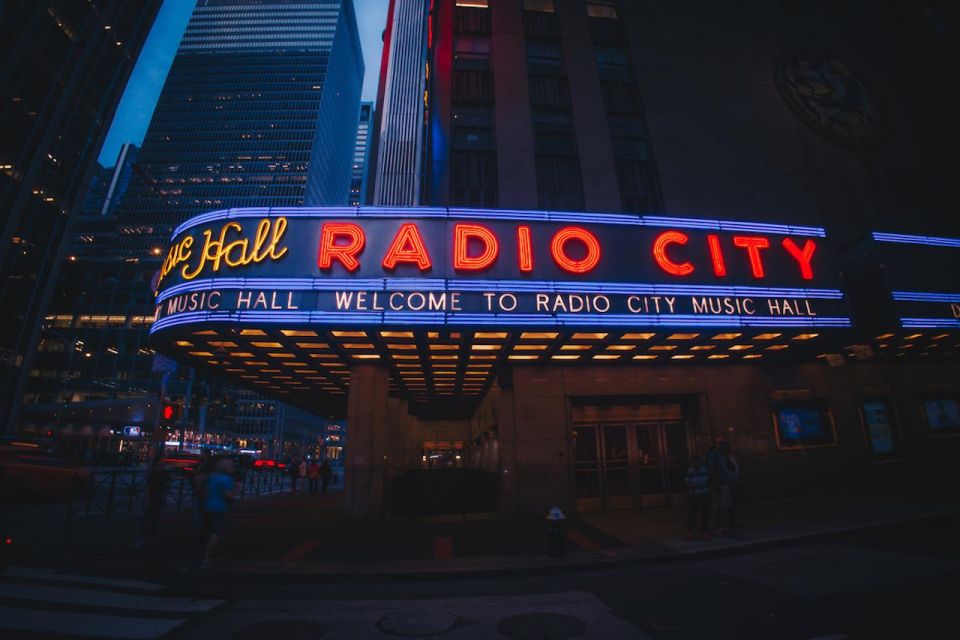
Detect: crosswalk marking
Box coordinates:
(0, 566, 224, 639)
(2, 566, 164, 592)
(0, 583, 222, 613)
(0, 606, 186, 639)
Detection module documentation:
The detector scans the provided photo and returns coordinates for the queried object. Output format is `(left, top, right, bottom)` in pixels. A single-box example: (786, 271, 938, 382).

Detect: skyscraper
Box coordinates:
(349, 102, 374, 206)
(80, 143, 140, 218)
(20, 0, 364, 445)
(370, 0, 431, 206)
(0, 0, 163, 433)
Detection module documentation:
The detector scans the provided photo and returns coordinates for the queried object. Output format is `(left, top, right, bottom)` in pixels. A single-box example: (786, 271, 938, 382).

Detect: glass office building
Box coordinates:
(0, 0, 162, 433)
(21, 0, 363, 448)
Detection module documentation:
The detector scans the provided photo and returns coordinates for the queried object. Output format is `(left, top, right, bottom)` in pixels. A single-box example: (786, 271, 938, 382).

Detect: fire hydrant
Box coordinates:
(546, 506, 566, 557)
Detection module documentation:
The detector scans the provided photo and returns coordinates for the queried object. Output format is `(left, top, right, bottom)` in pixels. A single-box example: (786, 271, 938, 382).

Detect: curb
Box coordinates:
(190, 508, 960, 584)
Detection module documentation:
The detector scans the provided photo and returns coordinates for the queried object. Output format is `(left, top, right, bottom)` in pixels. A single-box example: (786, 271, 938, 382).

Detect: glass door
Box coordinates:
(600, 424, 631, 509)
(573, 425, 601, 510)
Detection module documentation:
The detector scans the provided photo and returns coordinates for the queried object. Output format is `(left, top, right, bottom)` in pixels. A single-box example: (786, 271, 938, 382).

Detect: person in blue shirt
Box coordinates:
(201, 458, 236, 569)
(684, 454, 711, 540)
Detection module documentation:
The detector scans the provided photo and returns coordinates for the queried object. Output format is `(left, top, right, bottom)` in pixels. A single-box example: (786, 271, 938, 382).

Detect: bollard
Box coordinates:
(546, 506, 567, 557)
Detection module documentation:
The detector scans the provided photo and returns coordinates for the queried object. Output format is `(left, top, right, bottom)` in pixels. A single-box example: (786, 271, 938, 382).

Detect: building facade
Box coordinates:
(0, 0, 162, 433)
(348, 102, 374, 206)
(152, 0, 960, 518)
(21, 0, 364, 449)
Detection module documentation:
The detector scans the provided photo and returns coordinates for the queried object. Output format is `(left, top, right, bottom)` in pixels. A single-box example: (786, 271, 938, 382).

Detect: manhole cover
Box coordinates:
(231, 619, 326, 640)
(496, 613, 586, 640)
(377, 609, 459, 636)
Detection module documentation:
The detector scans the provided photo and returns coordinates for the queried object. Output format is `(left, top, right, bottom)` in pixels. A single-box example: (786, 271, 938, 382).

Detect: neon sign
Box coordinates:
(152, 208, 851, 332)
(160, 217, 288, 283)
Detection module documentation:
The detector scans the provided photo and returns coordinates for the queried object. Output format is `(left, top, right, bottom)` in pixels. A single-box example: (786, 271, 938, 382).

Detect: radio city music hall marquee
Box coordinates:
(151, 208, 853, 333)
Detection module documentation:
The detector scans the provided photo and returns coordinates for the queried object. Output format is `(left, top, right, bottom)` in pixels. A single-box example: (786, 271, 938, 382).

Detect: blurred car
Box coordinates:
(0, 440, 90, 504)
(158, 453, 202, 475)
(252, 458, 286, 471)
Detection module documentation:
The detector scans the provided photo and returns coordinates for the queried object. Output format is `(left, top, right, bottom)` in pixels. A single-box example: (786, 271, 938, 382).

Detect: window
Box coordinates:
(452, 70, 494, 104)
(526, 41, 564, 72)
(772, 400, 837, 450)
(523, 0, 555, 12)
(601, 81, 643, 113)
(454, 35, 491, 69)
(587, 2, 618, 18)
(535, 154, 585, 211)
(532, 110, 577, 154)
(523, 8, 561, 40)
(528, 74, 571, 109)
(615, 159, 656, 213)
(451, 151, 497, 207)
(454, 4, 491, 35)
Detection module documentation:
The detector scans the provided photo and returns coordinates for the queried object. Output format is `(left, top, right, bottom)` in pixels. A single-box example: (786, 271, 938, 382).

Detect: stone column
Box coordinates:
(344, 364, 390, 519)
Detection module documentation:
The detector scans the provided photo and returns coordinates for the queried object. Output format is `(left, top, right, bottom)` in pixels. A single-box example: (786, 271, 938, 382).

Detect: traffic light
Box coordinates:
(161, 400, 183, 423)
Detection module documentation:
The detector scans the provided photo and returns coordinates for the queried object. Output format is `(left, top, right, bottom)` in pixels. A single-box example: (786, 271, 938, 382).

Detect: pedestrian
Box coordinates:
(726, 445, 740, 528)
(319, 458, 332, 495)
(192, 449, 214, 534)
(298, 458, 308, 488)
(200, 458, 236, 569)
(136, 446, 168, 547)
(684, 454, 711, 540)
(307, 460, 320, 493)
(288, 457, 300, 493)
(707, 436, 734, 535)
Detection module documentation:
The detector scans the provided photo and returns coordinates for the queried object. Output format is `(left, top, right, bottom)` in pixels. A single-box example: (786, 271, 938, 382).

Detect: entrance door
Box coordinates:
(573, 419, 690, 511)
(634, 421, 688, 507)
(572, 424, 631, 510)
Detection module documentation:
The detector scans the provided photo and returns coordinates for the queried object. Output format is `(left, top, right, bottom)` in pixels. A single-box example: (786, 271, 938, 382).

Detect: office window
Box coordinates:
(452, 70, 494, 104)
(615, 158, 656, 213)
(454, 35, 491, 69)
(451, 151, 497, 207)
(454, 4, 491, 35)
(601, 80, 643, 114)
(536, 154, 585, 211)
(528, 74, 571, 109)
(523, 0, 555, 12)
(587, 2, 618, 18)
(526, 41, 564, 73)
(532, 109, 577, 154)
(523, 8, 561, 40)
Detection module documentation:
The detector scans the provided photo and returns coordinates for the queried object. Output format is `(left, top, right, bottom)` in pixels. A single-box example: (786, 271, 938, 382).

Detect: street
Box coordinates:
(2, 514, 957, 639)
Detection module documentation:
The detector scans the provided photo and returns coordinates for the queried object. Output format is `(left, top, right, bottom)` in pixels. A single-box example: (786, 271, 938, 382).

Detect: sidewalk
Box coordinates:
(5, 486, 959, 581)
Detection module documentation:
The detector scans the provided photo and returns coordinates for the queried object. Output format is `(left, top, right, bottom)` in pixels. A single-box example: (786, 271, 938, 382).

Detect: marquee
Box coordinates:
(152, 207, 851, 333)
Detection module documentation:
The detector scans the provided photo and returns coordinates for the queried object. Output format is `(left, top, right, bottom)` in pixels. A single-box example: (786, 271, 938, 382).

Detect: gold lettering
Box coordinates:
(174, 217, 288, 281)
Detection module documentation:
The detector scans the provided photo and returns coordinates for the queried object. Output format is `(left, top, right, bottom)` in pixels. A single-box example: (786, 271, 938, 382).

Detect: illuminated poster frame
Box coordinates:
(151, 207, 852, 335)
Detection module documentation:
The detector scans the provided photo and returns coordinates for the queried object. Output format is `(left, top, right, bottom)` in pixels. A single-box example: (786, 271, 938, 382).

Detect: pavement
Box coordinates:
(4, 483, 959, 580)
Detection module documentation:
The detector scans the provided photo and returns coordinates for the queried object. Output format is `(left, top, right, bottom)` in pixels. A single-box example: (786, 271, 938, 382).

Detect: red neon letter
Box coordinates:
(732, 236, 770, 278)
(652, 231, 694, 276)
(517, 225, 533, 273)
(318, 223, 365, 272)
(453, 224, 499, 271)
(781, 238, 816, 280)
(707, 234, 727, 277)
(382, 223, 432, 271)
(550, 226, 601, 274)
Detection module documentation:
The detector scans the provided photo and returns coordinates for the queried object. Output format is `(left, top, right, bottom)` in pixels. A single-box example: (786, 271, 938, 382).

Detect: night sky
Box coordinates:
(98, 0, 388, 165)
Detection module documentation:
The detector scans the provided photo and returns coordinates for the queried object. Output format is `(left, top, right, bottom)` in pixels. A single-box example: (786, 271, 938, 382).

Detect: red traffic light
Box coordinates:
(163, 405, 175, 420)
